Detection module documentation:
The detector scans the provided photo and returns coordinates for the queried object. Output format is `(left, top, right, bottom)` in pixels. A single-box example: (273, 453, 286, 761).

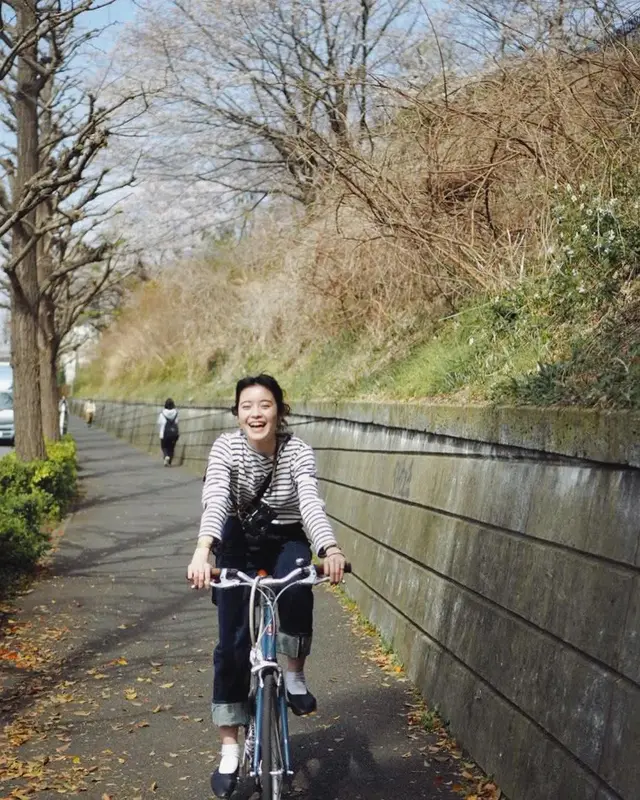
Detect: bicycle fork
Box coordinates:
(249, 599, 293, 781)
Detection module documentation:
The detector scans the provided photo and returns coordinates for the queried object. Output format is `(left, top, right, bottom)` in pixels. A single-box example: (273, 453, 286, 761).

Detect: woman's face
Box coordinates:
(237, 384, 279, 450)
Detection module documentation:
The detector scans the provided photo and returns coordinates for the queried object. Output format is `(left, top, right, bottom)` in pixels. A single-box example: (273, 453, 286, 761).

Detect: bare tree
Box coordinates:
(445, 0, 633, 62)
(122, 0, 424, 210)
(0, 1, 144, 455)
(7, 0, 45, 459)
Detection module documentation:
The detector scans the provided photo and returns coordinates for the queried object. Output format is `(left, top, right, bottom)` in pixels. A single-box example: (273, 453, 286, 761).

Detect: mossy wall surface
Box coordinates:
(73, 399, 640, 800)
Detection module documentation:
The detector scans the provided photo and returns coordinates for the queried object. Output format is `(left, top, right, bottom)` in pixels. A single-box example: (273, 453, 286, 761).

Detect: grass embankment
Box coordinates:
(0, 438, 78, 600)
(78, 46, 640, 410)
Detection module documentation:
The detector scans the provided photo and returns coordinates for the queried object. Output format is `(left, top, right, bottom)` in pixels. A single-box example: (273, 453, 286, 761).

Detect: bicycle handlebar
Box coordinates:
(210, 562, 351, 587)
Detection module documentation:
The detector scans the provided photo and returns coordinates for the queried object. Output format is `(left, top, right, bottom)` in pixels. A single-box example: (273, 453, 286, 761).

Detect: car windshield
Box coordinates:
(0, 391, 13, 411)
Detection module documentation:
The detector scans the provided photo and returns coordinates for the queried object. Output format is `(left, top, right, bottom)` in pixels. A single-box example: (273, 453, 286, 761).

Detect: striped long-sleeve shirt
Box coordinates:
(198, 430, 337, 556)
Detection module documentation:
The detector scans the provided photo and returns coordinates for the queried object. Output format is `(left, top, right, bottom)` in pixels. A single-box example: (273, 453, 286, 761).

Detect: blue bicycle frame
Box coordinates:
(252, 586, 293, 779)
(207, 563, 350, 796)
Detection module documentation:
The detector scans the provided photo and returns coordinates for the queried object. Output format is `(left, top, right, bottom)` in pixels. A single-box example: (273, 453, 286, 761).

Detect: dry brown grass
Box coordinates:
(88, 43, 640, 392)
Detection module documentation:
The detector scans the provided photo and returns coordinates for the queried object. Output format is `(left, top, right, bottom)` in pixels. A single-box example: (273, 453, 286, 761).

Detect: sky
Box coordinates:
(0, 1, 139, 343)
(84, 0, 139, 37)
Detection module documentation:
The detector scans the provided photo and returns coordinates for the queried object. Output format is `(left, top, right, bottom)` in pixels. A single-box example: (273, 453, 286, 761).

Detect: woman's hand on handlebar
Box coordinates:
(323, 546, 346, 584)
(187, 548, 212, 589)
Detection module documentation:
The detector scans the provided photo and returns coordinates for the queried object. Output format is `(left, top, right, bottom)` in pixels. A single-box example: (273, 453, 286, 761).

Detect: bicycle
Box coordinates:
(207, 560, 351, 800)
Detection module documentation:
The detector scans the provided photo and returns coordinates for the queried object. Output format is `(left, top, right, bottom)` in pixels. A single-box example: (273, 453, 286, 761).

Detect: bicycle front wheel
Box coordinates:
(260, 671, 284, 800)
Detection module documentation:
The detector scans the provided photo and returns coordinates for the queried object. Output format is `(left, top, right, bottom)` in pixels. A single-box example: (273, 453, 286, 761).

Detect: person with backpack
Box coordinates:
(157, 398, 180, 466)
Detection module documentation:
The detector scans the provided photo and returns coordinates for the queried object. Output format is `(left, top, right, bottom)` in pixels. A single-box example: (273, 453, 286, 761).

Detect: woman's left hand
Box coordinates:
(323, 547, 346, 584)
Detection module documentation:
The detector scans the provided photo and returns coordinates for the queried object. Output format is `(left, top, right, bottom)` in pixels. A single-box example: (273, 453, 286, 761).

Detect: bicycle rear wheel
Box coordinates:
(260, 671, 284, 800)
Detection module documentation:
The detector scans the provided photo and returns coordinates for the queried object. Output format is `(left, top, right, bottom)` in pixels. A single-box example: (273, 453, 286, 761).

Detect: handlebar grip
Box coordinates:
(314, 562, 352, 577)
(209, 567, 237, 581)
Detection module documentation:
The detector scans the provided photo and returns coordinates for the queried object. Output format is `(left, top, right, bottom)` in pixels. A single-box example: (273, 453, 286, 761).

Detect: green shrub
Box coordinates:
(0, 493, 51, 569)
(0, 436, 78, 594)
(33, 437, 78, 518)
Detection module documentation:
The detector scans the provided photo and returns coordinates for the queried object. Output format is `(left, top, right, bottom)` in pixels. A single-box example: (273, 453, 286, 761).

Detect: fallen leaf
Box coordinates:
(160, 682, 174, 689)
(150, 781, 158, 792)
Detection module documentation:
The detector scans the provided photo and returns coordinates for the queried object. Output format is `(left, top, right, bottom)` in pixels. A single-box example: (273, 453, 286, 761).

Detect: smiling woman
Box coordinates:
(186, 373, 347, 798)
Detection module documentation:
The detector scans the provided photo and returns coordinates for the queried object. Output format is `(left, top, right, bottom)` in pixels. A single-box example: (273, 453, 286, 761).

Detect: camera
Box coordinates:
(241, 500, 277, 537)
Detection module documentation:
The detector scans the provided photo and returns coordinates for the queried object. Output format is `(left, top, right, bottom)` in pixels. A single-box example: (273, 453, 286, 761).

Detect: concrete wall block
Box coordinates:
(619, 576, 640, 684)
(294, 402, 640, 467)
(324, 483, 634, 677)
(317, 449, 639, 565)
(525, 468, 640, 566)
(293, 417, 510, 458)
(599, 680, 640, 799)
(347, 575, 605, 800)
(338, 523, 613, 771)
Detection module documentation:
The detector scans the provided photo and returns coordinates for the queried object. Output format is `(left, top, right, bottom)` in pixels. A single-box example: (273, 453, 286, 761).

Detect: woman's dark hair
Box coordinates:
(164, 397, 175, 410)
(232, 374, 291, 422)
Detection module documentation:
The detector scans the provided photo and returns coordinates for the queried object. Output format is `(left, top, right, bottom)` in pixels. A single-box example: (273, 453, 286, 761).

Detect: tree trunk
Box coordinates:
(11, 0, 45, 461)
(38, 73, 59, 442)
(38, 309, 59, 441)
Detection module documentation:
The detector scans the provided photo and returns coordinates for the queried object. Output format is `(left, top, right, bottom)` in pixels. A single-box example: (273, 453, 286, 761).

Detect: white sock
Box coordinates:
(285, 670, 307, 696)
(219, 742, 240, 774)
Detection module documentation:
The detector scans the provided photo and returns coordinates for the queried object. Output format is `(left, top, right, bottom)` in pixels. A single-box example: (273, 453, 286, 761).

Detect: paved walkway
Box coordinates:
(0, 419, 478, 800)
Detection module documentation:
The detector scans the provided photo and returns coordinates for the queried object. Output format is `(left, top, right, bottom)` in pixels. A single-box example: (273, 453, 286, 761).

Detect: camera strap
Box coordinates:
(233, 433, 292, 519)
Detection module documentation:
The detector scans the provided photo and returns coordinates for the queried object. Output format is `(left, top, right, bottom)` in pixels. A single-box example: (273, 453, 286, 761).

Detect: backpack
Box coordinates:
(163, 413, 179, 440)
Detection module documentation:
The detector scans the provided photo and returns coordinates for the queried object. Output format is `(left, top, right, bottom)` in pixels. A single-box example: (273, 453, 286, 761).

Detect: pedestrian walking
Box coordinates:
(58, 395, 69, 437)
(84, 399, 96, 426)
(157, 398, 180, 466)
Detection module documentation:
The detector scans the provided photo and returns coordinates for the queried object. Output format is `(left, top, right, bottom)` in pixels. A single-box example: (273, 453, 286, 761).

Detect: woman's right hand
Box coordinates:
(187, 549, 212, 589)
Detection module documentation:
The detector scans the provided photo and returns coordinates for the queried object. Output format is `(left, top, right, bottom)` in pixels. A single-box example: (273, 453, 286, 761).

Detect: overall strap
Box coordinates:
(233, 433, 292, 515)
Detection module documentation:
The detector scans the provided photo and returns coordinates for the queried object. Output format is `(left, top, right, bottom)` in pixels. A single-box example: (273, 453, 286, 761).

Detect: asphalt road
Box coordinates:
(0, 419, 475, 800)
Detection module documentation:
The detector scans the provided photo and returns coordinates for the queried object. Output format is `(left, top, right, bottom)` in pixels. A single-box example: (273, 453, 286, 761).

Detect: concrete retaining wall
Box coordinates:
(72, 398, 640, 800)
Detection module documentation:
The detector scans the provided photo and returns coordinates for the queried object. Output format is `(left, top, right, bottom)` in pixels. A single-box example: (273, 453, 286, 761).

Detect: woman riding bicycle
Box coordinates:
(187, 374, 346, 799)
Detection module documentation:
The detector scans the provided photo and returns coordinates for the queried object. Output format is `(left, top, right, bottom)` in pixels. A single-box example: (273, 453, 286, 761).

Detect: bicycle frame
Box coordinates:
(212, 564, 327, 789)
(251, 582, 292, 780)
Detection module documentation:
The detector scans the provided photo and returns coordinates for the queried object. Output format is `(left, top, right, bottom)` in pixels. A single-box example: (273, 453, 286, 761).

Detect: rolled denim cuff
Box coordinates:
(212, 701, 250, 727)
(277, 632, 312, 659)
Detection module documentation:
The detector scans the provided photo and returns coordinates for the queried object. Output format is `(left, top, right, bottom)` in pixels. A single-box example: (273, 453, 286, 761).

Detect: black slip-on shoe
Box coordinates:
(210, 767, 239, 799)
(286, 689, 317, 716)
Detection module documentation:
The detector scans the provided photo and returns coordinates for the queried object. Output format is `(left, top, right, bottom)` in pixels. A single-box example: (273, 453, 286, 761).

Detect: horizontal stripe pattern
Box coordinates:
(199, 430, 337, 555)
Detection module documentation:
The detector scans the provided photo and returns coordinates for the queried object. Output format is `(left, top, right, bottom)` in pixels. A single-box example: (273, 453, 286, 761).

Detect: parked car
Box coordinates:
(0, 390, 14, 445)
